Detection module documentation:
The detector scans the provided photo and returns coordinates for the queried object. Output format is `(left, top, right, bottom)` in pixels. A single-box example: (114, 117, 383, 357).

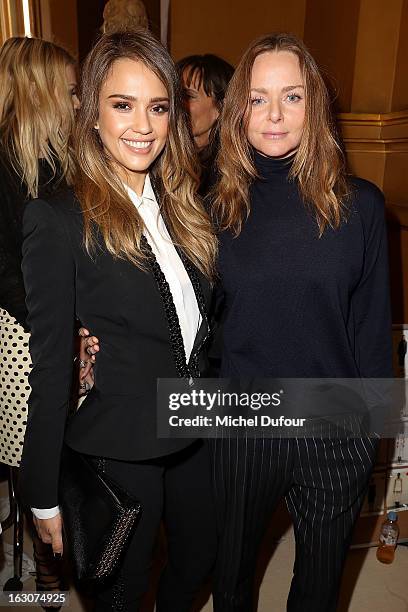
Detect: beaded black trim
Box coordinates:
(97, 457, 106, 474)
(111, 572, 125, 612)
(141, 235, 205, 380)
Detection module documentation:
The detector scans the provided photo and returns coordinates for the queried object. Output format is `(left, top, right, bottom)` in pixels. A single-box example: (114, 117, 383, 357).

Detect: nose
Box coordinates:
(267, 99, 283, 123)
(132, 105, 153, 135)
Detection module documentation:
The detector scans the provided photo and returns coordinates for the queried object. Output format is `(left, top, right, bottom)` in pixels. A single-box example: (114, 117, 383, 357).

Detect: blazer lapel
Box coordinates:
(149, 174, 213, 362)
(184, 262, 212, 363)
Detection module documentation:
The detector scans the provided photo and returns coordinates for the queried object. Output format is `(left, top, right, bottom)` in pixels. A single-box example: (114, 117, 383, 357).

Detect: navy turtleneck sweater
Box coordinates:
(217, 150, 393, 378)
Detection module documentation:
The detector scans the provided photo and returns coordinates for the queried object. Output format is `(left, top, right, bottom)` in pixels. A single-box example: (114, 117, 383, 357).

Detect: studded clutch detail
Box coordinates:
(59, 446, 142, 582)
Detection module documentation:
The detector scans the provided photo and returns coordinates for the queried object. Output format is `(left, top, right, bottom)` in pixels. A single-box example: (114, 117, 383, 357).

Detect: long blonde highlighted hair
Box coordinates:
(0, 37, 76, 198)
(75, 30, 217, 278)
(213, 33, 350, 236)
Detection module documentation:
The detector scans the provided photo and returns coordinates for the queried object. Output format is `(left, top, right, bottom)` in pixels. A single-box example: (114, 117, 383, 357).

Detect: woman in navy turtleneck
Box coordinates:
(217, 148, 389, 380)
(210, 33, 392, 612)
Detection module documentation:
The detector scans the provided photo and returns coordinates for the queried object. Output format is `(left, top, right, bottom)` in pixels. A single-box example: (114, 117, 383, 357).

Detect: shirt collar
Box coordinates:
(125, 174, 156, 209)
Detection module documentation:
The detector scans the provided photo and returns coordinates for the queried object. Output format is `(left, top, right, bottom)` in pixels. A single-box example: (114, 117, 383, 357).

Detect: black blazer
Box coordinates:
(19, 187, 212, 508)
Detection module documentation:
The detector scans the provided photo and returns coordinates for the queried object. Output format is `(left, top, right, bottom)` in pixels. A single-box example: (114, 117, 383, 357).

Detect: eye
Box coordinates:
(70, 88, 77, 97)
(113, 101, 131, 111)
(151, 104, 169, 114)
(250, 97, 265, 106)
(286, 93, 302, 103)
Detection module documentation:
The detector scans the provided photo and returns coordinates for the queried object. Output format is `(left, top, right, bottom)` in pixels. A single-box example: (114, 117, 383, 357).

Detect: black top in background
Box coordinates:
(0, 150, 65, 329)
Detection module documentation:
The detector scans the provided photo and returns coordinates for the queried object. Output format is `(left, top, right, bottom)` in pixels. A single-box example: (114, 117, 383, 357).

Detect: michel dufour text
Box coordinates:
(167, 390, 306, 428)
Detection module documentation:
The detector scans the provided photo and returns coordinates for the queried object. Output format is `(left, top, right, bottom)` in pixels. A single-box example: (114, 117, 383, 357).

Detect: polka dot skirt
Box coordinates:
(0, 308, 32, 467)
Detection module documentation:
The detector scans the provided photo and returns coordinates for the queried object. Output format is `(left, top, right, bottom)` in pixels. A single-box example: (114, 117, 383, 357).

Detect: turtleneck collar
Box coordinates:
(252, 148, 296, 179)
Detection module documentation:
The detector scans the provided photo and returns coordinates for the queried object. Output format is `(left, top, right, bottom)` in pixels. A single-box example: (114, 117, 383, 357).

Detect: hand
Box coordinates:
(33, 514, 63, 556)
(78, 327, 99, 395)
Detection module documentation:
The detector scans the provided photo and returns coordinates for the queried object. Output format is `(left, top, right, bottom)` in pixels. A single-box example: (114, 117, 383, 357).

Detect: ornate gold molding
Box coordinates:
(337, 111, 408, 224)
(0, 0, 42, 45)
(339, 110, 408, 125)
(0, 0, 12, 43)
(28, 0, 44, 38)
(338, 110, 408, 150)
(0, 0, 24, 44)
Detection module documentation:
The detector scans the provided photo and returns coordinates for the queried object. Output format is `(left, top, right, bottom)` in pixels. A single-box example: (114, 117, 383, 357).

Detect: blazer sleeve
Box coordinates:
(19, 198, 76, 508)
(0, 169, 28, 329)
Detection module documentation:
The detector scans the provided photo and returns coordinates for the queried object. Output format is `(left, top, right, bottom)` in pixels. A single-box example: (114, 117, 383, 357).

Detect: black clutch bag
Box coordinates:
(59, 446, 142, 582)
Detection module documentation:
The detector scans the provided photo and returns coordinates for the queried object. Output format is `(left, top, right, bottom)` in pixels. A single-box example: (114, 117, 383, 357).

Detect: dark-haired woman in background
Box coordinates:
(211, 33, 392, 611)
(0, 36, 79, 602)
(19, 30, 217, 612)
(177, 54, 233, 197)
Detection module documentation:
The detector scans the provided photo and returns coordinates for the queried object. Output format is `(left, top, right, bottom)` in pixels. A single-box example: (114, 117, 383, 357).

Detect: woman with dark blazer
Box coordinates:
(19, 30, 217, 611)
(0, 36, 79, 602)
(0, 36, 78, 466)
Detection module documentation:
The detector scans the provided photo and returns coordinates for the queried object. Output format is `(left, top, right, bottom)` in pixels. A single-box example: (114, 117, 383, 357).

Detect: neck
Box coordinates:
(194, 131, 210, 151)
(252, 147, 296, 178)
(120, 169, 147, 197)
(256, 146, 299, 161)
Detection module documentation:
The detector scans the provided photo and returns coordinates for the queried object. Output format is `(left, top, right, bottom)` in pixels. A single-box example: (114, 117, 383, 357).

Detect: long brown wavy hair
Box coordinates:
(0, 37, 76, 198)
(75, 30, 217, 278)
(213, 33, 350, 236)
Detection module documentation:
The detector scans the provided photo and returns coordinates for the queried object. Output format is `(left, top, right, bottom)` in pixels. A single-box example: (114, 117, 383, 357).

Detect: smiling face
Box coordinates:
(247, 50, 305, 158)
(95, 57, 169, 194)
(182, 68, 219, 150)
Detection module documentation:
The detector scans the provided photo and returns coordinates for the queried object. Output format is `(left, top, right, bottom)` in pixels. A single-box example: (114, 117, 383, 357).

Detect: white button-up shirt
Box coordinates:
(125, 174, 201, 359)
(32, 174, 201, 520)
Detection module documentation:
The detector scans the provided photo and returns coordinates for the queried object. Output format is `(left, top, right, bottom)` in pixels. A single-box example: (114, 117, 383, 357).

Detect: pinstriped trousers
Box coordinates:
(210, 435, 378, 612)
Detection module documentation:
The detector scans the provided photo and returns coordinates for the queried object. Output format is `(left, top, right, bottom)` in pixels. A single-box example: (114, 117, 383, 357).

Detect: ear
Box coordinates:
(211, 105, 220, 124)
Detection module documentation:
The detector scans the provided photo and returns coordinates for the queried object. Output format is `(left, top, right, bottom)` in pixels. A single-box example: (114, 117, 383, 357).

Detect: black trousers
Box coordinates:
(93, 440, 217, 612)
(210, 436, 378, 612)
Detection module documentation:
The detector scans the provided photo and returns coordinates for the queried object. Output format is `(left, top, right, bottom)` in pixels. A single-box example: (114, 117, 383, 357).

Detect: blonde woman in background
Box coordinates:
(0, 36, 79, 604)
